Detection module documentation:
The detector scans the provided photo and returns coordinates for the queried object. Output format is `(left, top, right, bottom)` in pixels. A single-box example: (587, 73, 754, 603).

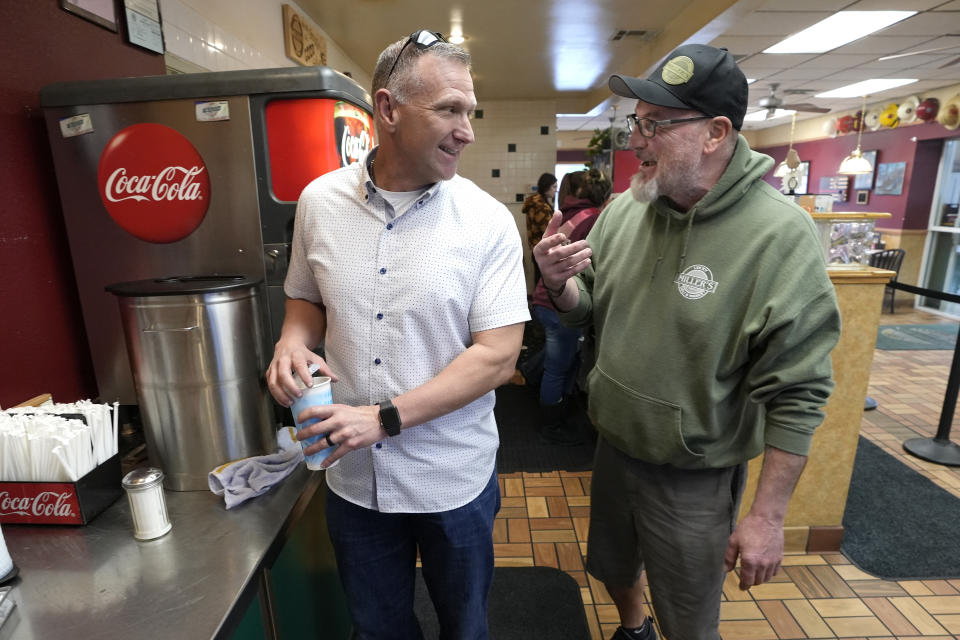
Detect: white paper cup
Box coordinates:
(290, 376, 337, 470)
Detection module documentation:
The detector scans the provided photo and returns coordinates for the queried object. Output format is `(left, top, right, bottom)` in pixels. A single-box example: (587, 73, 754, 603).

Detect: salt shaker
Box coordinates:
(121, 468, 172, 540)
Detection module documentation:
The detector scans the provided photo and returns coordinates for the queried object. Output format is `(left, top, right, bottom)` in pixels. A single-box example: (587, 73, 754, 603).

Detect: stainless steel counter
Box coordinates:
(3, 465, 323, 640)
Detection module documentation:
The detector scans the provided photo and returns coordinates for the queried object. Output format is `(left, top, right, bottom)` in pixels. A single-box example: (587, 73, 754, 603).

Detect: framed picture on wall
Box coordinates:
(875, 161, 907, 196)
(788, 161, 810, 195)
(60, 0, 118, 32)
(123, 0, 164, 54)
(856, 190, 870, 205)
(853, 150, 878, 190)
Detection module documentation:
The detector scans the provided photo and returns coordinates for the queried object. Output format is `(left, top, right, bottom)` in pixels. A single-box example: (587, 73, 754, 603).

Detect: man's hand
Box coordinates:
(296, 403, 385, 468)
(266, 337, 339, 407)
(723, 446, 806, 590)
(533, 211, 592, 292)
(723, 513, 784, 590)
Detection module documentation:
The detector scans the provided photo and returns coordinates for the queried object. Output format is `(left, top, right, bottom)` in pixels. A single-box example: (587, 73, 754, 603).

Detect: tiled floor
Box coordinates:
(494, 306, 960, 639)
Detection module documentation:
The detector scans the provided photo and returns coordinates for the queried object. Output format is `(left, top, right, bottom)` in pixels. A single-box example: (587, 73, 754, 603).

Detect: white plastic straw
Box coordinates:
(2, 401, 116, 481)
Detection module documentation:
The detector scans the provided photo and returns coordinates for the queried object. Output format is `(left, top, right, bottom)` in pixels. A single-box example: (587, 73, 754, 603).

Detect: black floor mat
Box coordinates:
(496, 316, 596, 473)
(414, 566, 591, 639)
(842, 436, 960, 579)
(494, 384, 596, 473)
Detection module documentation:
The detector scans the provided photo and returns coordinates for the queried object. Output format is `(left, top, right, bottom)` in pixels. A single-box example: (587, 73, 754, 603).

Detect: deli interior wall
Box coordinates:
(0, 4, 166, 408)
(756, 124, 960, 231)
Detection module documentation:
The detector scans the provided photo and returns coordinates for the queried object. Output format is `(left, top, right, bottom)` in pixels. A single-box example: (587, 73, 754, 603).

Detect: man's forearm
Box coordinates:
(391, 323, 524, 429)
(280, 298, 327, 348)
(748, 446, 807, 520)
(547, 278, 580, 312)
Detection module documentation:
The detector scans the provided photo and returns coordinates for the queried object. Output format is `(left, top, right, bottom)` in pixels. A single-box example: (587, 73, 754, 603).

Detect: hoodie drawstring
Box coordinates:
(677, 211, 696, 274)
(651, 214, 671, 281)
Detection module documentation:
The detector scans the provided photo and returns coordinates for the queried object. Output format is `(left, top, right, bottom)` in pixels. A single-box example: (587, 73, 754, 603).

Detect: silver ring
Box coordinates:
(325, 433, 335, 447)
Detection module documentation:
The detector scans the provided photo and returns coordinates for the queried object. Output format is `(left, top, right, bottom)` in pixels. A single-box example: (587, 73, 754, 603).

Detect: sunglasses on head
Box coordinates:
(386, 30, 447, 83)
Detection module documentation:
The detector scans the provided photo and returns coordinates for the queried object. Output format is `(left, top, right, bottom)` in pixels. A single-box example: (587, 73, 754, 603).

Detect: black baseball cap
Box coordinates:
(609, 44, 748, 130)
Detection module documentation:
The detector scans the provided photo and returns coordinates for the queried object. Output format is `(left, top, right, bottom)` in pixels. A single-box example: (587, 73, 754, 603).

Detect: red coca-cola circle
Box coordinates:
(97, 123, 211, 243)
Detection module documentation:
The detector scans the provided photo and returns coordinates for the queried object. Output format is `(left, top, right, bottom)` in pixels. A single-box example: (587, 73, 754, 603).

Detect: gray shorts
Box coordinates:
(586, 437, 746, 640)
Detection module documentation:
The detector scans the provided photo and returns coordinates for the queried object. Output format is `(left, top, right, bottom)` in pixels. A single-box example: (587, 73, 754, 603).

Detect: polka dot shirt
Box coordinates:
(285, 151, 530, 513)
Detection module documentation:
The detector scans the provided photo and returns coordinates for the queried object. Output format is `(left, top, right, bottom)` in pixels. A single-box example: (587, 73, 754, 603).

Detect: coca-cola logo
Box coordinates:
(97, 123, 211, 243)
(334, 102, 373, 168)
(0, 490, 77, 519)
(340, 125, 371, 166)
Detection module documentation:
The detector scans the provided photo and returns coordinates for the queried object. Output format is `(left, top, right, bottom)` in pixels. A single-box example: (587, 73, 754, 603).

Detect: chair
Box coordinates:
(868, 248, 906, 313)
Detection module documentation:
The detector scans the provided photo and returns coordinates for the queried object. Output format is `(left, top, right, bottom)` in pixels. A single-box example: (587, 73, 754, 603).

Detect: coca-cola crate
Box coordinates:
(0, 454, 121, 525)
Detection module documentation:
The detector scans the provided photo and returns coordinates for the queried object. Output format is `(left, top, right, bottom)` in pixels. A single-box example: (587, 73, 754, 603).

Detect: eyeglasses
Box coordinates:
(386, 30, 447, 83)
(624, 113, 713, 138)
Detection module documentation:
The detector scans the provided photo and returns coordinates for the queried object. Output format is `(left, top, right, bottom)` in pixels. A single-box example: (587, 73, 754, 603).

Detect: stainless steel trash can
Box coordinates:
(107, 276, 274, 490)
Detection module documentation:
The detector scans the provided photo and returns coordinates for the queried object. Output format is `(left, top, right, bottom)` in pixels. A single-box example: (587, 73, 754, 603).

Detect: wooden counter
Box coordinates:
(739, 265, 896, 552)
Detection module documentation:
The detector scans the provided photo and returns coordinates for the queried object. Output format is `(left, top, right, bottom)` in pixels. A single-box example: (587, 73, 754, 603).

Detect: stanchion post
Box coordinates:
(900, 285, 960, 465)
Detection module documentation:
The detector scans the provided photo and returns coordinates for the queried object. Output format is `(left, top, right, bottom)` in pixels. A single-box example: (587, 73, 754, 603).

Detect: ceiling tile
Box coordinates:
(856, 55, 947, 70)
(722, 11, 833, 36)
(707, 35, 782, 55)
(832, 35, 934, 55)
(845, 0, 945, 10)
(913, 65, 960, 79)
(799, 53, 880, 69)
(738, 53, 819, 70)
(761, 68, 839, 81)
(878, 11, 960, 35)
(758, 0, 859, 10)
(932, 0, 960, 9)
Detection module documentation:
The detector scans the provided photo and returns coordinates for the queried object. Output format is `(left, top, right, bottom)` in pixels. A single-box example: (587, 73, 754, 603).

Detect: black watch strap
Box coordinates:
(378, 399, 402, 436)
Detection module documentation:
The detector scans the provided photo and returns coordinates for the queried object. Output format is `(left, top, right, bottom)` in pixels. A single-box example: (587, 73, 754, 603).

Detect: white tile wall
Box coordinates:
(457, 99, 558, 291)
(459, 100, 558, 205)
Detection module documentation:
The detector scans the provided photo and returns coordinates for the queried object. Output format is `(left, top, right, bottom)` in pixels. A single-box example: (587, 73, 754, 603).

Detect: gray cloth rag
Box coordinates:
(208, 427, 303, 509)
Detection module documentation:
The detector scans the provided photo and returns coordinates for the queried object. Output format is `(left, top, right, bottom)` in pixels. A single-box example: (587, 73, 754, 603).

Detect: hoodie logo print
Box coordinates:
(675, 264, 718, 300)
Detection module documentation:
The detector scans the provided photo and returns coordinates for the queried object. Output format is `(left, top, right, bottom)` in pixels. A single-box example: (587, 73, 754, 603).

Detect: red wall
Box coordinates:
(0, 5, 166, 407)
(613, 151, 641, 194)
(757, 123, 960, 230)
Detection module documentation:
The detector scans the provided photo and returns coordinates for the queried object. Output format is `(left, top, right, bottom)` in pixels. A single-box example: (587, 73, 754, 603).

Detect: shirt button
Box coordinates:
(374, 358, 381, 365)
(386, 223, 393, 230)
(379, 267, 387, 274)
(375, 443, 382, 449)
(376, 313, 383, 320)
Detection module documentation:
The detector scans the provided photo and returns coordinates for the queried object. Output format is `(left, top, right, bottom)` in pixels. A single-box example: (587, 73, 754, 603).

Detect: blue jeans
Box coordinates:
(533, 305, 582, 405)
(326, 470, 501, 639)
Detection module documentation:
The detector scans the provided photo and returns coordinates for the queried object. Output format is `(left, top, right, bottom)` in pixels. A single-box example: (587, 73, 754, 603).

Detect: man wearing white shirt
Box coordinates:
(266, 30, 529, 639)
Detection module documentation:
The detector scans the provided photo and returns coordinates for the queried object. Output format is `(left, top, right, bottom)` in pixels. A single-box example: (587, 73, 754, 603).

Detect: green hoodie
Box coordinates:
(561, 136, 841, 468)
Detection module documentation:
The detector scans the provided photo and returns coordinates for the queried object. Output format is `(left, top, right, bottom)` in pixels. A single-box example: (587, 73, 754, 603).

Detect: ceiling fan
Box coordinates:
(756, 83, 830, 119)
(878, 38, 960, 69)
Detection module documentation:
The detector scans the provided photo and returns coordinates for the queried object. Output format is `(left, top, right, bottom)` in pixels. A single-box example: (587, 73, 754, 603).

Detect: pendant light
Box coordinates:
(838, 95, 874, 175)
(773, 112, 800, 178)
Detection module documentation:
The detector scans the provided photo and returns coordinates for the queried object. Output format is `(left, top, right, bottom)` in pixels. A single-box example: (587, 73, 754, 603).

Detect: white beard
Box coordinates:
(630, 171, 659, 203)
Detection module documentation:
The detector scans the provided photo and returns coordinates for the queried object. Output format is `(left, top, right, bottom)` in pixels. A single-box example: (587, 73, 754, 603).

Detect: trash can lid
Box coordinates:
(105, 275, 262, 297)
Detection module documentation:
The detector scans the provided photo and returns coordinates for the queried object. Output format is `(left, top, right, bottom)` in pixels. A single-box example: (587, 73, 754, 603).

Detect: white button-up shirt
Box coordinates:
(284, 151, 530, 513)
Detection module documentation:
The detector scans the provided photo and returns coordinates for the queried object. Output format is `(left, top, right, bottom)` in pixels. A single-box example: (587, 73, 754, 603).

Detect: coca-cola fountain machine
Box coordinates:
(40, 67, 374, 409)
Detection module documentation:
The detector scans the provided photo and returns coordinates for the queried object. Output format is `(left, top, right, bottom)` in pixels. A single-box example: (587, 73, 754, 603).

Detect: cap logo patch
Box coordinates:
(661, 56, 695, 85)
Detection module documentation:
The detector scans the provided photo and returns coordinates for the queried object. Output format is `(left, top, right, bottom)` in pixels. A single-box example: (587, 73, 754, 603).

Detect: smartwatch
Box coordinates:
(378, 399, 402, 436)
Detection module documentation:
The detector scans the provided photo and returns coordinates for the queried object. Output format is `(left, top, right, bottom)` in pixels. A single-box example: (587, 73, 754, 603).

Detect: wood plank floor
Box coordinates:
(494, 307, 960, 639)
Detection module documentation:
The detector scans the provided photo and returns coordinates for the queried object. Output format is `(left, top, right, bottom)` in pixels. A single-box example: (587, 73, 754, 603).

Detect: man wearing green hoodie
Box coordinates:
(534, 44, 841, 640)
